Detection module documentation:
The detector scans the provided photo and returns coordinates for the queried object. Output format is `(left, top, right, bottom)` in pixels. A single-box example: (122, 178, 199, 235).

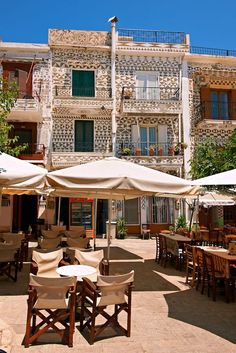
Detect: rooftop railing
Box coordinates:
(190, 46, 236, 57)
(118, 28, 186, 45)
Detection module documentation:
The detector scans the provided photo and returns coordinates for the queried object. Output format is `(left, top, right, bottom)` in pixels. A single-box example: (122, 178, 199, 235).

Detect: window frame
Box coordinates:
(71, 69, 96, 98)
(135, 71, 160, 100)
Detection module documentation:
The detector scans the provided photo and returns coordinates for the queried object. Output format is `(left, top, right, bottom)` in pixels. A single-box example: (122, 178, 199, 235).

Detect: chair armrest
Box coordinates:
(30, 261, 38, 275)
(100, 259, 109, 275)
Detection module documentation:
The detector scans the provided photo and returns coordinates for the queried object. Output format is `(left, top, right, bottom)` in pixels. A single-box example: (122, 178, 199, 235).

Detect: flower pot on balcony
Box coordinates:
(149, 148, 155, 156)
(157, 148, 163, 156)
(135, 148, 141, 156)
(168, 147, 175, 156)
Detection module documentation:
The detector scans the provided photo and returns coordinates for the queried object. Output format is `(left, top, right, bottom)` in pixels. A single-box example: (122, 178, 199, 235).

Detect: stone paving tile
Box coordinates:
(1, 238, 236, 352)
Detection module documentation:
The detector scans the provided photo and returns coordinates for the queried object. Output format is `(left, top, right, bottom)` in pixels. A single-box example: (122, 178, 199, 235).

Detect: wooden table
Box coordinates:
(204, 249, 236, 279)
(160, 233, 191, 257)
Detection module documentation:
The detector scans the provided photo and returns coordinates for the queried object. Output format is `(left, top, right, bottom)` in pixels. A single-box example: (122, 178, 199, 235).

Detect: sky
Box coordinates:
(1, 0, 236, 50)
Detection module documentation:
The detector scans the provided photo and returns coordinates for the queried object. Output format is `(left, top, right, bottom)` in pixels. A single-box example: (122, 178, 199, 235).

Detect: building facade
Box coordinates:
(1, 23, 236, 234)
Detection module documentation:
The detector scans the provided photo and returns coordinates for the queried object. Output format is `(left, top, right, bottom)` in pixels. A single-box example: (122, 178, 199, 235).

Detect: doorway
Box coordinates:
(13, 195, 38, 233)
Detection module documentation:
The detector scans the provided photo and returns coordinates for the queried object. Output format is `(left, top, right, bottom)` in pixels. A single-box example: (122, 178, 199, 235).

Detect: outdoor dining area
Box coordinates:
(1, 153, 236, 351)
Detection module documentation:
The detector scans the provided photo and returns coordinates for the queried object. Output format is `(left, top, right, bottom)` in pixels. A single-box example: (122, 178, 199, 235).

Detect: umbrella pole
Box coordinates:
(93, 198, 97, 251)
(107, 197, 112, 261)
(57, 197, 61, 226)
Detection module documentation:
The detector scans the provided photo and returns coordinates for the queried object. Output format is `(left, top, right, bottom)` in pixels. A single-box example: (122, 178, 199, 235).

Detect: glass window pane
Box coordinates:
(220, 92, 229, 120)
(211, 91, 218, 119)
(152, 197, 174, 224)
(140, 127, 148, 155)
(124, 198, 139, 224)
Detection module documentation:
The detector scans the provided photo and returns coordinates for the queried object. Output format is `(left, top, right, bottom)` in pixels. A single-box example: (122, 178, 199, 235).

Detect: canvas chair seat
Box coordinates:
(24, 274, 77, 347)
(32, 248, 63, 277)
(80, 270, 134, 344)
(74, 249, 109, 280)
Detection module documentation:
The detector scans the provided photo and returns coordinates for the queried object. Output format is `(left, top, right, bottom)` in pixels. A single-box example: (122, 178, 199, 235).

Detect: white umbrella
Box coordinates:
(0, 152, 47, 193)
(192, 169, 236, 186)
(199, 192, 235, 207)
(47, 157, 199, 259)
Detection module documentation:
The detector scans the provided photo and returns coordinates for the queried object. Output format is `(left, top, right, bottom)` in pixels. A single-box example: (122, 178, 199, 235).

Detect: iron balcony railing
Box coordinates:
(18, 143, 45, 156)
(201, 101, 236, 120)
(116, 142, 185, 157)
(54, 85, 112, 98)
(118, 28, 186, 45)
(122, 86, 180, 101)
(190, 46, 236, 57)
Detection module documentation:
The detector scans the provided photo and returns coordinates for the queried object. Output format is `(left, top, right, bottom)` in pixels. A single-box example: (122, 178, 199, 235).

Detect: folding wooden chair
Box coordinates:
(80, 271, 134, 344)
(0, 242, 19, 282)
(24, 274, 77, 347)
(31, 248, 63, 277)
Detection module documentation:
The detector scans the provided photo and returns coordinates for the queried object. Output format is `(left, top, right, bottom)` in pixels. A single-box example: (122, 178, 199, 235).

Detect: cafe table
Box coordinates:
(56, 264, 97, 281)
(160, 233, 191, 257)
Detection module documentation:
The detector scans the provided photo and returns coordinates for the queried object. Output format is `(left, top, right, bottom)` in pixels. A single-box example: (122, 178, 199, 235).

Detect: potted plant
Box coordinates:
(121, 147, 131, 156)
(135, 147, 142, 156)
(168, 146, 175, 156)
(149, 144, 156, 156)
(116, 218, 128, 239)
(157, 145, 163, 156)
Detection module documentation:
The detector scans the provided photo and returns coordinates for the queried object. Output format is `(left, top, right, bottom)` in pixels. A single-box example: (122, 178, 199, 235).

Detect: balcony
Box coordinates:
(190, 46, 236, 57)
(121, 87, 181, 114)
(116, 141, 184, 169)
(118, 29, 187, 45)
(18, 144, 45, 162)
(8, 96, 42, 122)
(53, 86, 113, 114)
(195, 101, 236, 129)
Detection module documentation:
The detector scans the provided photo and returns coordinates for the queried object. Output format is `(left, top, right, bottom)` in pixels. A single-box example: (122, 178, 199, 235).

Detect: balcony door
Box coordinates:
(72, 70, 95, 97)
(140, 126, 157, 155)
(211, 91, 229, 120)
(136, 73, 159, 100)
(75, 120, 94, 152)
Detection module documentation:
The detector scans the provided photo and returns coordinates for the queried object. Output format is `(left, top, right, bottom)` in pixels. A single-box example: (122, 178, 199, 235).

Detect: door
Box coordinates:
(140, 126, 157, 155)
(136, 73, 159, 100)
(75, 120, 94, 152)
(72, 70, 95, 97)
(14, 129, 33, 153)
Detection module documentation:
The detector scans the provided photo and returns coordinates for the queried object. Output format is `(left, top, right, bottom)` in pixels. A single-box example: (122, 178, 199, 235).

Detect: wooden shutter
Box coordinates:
(158, 125, 168, 154)
(230, 90, 236, 120)
(75, 120, 94, 152)
(72, 71, 95, 97)
(200, 87, 210, 119)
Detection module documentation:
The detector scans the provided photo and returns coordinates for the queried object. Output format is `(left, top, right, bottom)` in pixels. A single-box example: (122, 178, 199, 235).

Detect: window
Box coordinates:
(136, 73, 159, 100)
(70, 202, 92, 229)
(72, 70, 95, 97)
(140, 126, 157, 155)
(124, 198, 139, 224)
(211, 91, 229, 120)
(152, 197, 174, 224)
(75, 120, 94, 152)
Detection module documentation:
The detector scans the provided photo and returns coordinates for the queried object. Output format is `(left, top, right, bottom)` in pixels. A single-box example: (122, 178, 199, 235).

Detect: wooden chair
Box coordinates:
(204, 252, 229, 302)
(31, 248, 63, 277)
(154, 233, 161, 263)
(195, 248, 205, 294)
(1, 233, 25, 270)
(74, 249, 109, 280)
(0, 242, 19, 282)
(41, 230, 61, 239)
(66, 237, 89, 249)
(24, 274, 77, 347)
(185, 244, 197, 286)
(80, 271, 134, 344)
(38, 237, 62, 250)
(141, 224, 151, 240)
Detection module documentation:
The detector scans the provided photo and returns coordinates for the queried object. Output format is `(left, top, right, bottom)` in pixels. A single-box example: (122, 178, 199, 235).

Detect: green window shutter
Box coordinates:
(75, 120, 94, 152)
(72, 71, 95, 97)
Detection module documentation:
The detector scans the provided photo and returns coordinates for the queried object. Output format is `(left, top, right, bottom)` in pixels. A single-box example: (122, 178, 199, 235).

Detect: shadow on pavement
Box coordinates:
(164, 287, 236, 343)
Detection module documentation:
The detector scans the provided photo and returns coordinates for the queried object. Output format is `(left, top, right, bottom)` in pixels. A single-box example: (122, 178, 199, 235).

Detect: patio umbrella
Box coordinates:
(198, 192, 235, 207)
(192, 169, 236, 186)
(0, 152, 47, 194)
(47, 157, 200, 259)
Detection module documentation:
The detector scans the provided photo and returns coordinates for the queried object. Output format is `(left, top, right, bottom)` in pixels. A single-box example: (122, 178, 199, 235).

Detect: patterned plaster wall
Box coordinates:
(188, 62, 236, 144)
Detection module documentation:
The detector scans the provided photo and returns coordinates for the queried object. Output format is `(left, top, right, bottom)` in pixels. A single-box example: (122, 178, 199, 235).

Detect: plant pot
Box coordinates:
(168, 147, 174, 156)
(149, 149, 155, 156)
(135, 149, 141, 156)
(158, 149, 163, 156)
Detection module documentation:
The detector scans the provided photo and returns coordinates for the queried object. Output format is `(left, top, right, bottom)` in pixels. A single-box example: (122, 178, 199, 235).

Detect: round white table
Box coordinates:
(56, 264, 97, 281)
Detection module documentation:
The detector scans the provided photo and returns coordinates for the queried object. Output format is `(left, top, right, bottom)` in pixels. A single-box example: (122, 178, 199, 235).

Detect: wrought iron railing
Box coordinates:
(190, 46, 236, 57)
(118, 28, 186, 44)
(201, 101, 236, 120)
(122, 86, 180, 100)
(116, 142, 185, 157)
(54, 85, 112, 98)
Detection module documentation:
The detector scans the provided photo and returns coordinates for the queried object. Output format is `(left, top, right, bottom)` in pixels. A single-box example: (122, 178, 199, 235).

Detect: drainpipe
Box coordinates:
(108, 16, 118, 155)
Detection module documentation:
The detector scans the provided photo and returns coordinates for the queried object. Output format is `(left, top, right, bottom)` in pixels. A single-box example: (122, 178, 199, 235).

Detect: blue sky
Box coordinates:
(1, 0, 236, 50)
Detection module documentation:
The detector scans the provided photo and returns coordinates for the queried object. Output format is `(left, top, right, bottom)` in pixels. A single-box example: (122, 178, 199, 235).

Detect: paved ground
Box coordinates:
(1, 238, 236, 353)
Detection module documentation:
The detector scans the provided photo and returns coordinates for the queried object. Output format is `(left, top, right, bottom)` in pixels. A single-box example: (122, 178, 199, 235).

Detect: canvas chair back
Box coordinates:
(51, 225, 66, 233)
(29, 274, 76, 309)
(66, 237, 89, 248)
(97, 270, 134, 306)
(32, 248, 63, 277)
(66, 229, 86, 239)
(74, 249, 103, 271)
(1, 233, 23, 248)
(41, 230, 60, 239)
(0, 242, 18, 261)
(39, 237, 61, 249)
